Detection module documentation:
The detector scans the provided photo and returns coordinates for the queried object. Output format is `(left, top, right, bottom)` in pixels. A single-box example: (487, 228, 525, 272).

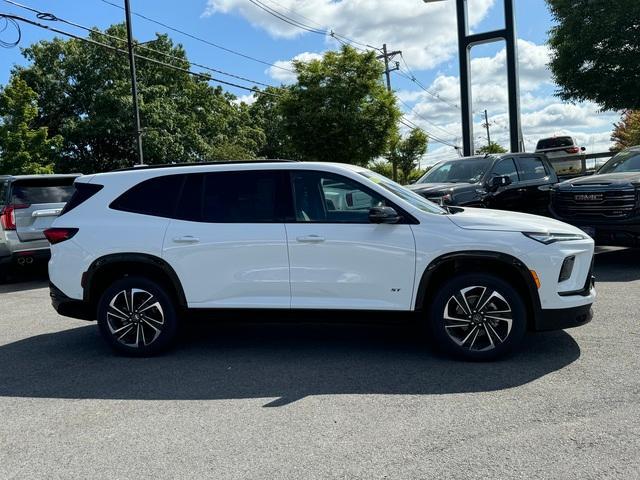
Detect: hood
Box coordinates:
(447, 207, 582, 235)
(407, 182, 476, 196)
(558, 172, 640, 189)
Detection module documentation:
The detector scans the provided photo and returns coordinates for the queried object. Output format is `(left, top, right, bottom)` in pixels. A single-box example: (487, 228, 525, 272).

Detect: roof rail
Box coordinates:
(111, 159, 299, 173)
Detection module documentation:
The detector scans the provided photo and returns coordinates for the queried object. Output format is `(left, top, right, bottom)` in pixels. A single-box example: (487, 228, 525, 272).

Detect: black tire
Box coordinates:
(97, 276, 179, 356)
(428, 273, 527, 361)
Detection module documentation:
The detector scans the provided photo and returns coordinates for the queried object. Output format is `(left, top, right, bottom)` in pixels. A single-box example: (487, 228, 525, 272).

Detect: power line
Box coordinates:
(0, 13, 284, 98)
(396, 96, 460, 142)
(98, 0, 294, 73)
(0, 13, 20, 47)
(396, 53, 462, 111)
(399, 116, 460, 149)
(3, 0, 277, 90)
(245, 0, 381, 52)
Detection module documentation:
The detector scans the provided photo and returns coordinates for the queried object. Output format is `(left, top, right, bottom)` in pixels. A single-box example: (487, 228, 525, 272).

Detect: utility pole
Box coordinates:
(124, 0, 144, 166)
(377, 44, 401, 180)
(483, 109, 492, 147)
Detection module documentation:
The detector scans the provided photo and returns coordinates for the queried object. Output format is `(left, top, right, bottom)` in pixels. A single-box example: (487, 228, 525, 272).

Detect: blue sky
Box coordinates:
(0, 0, 616, 163)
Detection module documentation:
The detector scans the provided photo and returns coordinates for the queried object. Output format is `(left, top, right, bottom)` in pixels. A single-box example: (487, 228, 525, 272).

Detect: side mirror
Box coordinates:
(581, 146, 586, 152)
(489, 175, 512, 192)
(369, 206, 401, 224)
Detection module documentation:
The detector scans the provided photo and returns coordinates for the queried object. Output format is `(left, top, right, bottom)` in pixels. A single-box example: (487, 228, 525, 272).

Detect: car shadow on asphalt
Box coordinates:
(594, 247, 640, 282)
(0, 265, 48, 293)
(0, 318, 580, 407)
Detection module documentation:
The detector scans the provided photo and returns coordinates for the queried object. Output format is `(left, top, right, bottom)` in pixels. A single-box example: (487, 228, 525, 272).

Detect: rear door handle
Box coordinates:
(173, 235, 200, 244)
(296, 235, 325, 243)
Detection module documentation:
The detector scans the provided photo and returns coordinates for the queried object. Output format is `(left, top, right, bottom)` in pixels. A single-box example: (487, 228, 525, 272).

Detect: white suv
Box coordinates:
(46, 161, 596, 360)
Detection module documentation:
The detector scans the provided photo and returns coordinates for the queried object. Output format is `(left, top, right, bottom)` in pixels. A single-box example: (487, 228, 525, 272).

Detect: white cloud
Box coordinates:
(398, 39, 619, 163)
(266, 51, 324, 83)
(233, 93, 258, 105)
(204, 0, 496, 70)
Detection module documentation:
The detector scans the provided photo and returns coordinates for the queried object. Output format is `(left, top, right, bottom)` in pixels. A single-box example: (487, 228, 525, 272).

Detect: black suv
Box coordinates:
(407, 153, 558, 216)
(551, 146, 640, 246)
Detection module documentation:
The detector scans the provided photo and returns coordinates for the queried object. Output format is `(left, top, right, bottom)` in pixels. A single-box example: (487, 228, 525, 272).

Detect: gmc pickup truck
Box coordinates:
(550, 146, 640, 246)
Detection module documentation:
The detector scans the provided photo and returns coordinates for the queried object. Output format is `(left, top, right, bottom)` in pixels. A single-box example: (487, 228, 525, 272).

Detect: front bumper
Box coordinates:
(50, 282, 95, 321)
(533, 303, 593, 331)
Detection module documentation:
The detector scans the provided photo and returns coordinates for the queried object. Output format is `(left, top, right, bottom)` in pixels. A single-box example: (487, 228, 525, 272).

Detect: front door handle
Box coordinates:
(296, 235, 325, 243)
(173, 235, 200, 244)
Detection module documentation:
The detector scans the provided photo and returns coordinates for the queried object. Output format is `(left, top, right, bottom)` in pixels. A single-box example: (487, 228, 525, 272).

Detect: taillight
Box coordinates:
(43, 227, 78, 244)
(565, 146, 580, 154)
(0, 204, 30, 230)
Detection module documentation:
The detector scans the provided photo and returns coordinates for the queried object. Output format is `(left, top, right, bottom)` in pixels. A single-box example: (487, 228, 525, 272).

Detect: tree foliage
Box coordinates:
(247, 86, 299, 160)
(0, 77, 62, 175)
(278, 46, 401, 165)
(390, 128, 428, 184)
(11, 24, 264, 173)
(611, 110, 640, 151)
(476, 141, 507, 155)
(546, 0, 640, 110)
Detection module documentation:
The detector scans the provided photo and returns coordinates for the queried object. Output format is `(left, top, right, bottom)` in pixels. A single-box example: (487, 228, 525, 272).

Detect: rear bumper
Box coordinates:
(49, 282, 95, 321)
(533, 303, 593, 332)
(0, 249, 51, 266)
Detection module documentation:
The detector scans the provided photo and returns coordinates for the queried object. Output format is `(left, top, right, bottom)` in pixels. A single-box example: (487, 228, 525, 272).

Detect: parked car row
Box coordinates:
(409, 146, 640, 247)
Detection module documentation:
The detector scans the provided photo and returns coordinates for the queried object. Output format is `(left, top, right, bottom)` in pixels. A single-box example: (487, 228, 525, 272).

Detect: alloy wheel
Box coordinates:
(443, 285, 513, 352)
(106, 288, 165, 348)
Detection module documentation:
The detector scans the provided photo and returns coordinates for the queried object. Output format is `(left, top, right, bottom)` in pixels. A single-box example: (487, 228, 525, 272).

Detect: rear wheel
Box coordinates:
(428, 273, 527, 361)
(97, 276, 178, 356)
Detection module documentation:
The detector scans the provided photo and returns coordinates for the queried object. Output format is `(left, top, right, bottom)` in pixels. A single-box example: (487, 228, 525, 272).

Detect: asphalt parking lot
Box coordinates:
(0, 248, 639, 480)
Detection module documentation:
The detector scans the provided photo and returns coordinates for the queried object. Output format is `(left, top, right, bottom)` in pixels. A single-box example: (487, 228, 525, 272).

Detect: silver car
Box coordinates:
(0, 175, 79, 274)
(535, 136, 586, 175)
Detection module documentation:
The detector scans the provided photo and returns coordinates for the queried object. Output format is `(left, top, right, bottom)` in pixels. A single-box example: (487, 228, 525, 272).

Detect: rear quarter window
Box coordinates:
(110, 174, 185, 218)
(11, 178, 76, 204)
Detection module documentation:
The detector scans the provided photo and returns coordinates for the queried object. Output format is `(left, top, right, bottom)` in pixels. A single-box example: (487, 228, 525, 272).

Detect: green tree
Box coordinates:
(476, 141, 507, 155)
(248, 86, 299, 159)
(368, 159, 394, 179)
(546, 0, 640, 110)
(385, 128, 428, 183)
(12, 24, 263, 173)
(611, 110, 640, 151)
(0, 77, 62, 175)
(279, 46, 401, 165)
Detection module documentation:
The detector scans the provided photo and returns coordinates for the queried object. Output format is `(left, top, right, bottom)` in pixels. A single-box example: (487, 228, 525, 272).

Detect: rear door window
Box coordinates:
(11, 178, 76, 205)
(201, 170, 292, 223)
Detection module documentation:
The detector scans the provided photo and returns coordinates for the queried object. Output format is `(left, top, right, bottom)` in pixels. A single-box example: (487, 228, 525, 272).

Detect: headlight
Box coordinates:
(523, 232, 587, 244)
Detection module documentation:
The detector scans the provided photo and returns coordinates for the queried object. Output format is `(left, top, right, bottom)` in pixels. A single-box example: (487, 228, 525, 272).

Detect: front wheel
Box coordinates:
(428, 273, 527, 361)
(97, 276, 179, 356)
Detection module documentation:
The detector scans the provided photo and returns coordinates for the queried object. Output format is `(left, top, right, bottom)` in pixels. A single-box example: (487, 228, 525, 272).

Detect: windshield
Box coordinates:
(359, 170, 447, 215)
(597, 150, 640, 174)
(417, 158, 493, 184)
